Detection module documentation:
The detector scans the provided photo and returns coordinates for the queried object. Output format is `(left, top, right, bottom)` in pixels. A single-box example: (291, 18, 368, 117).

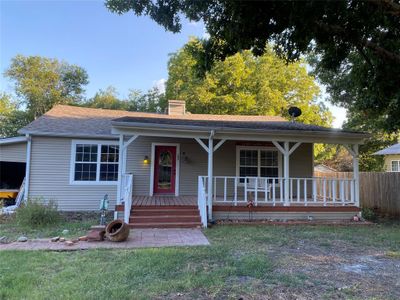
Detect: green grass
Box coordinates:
(0, 214, 98, 240)
(1, 224, 400, 299)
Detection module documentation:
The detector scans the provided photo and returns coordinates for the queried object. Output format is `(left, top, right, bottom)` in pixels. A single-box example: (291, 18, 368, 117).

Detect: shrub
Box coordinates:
(361, 207, 377, 222)
(16, 198, 61, 227)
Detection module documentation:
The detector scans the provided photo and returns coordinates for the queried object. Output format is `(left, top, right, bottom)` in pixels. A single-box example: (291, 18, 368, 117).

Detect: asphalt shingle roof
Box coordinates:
(374, 143, 400, 155)
(19, 105, 367, 138)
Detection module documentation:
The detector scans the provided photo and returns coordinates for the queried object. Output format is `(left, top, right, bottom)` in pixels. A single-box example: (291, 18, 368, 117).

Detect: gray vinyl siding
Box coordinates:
(0, 142, 27, 162)
(28, 136, 117, 211)
(126, 138, 313, 196)
(27, 135, 313, 210)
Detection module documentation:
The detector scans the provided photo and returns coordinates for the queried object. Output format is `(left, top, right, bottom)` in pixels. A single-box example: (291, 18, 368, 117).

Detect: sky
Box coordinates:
(0, 0, 346, 127)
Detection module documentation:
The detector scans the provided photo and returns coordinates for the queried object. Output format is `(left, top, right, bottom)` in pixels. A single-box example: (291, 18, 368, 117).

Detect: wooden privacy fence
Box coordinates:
(315, 171, 400, 216)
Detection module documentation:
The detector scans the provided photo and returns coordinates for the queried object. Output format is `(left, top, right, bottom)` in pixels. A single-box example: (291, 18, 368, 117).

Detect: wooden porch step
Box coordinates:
(129, 205, 202, 228)
(131, 209, 199, 216)
(132, 205, 196, 210)
(128, 222, 201, 229)
(129, 215, 201, 223)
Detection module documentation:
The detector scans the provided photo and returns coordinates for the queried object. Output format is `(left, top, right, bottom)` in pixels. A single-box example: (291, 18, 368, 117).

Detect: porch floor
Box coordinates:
(131, 195, 358, 208)
(132, 195, 197, 206)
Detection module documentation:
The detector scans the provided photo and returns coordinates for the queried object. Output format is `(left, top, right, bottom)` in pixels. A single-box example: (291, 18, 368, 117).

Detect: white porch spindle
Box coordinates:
(224, 177, 227, 202)
(297, 179, 300, 202)
(340, 180, 345, 206)
(304, 179, 307, 206)
(254, 177, 258, 206)
(272, 179, 276, 205)
(313, 180, 317, 202)
(234, 177, 238, 206)
(332, 180, 336, 203)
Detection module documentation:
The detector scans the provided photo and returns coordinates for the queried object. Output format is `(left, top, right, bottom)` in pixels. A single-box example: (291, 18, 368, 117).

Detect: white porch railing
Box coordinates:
(198, 176, 356, 207)
(197, 176, 208, 228)
(122, 173, 133, 223)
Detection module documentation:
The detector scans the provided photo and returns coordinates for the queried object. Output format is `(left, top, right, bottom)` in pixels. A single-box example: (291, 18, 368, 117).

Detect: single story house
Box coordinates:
(1, 101, 369, 227)
(374, 143, 400, 172)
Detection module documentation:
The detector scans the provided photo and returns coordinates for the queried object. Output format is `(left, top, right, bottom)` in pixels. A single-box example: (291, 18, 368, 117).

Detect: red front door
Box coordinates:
(154, 145, 177, 194)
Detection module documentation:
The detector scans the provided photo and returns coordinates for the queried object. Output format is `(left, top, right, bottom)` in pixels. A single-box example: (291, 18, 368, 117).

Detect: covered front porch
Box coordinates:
(110, 107, 367, 228)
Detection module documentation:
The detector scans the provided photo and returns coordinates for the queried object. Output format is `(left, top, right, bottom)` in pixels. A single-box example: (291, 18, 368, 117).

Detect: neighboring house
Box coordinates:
(374, 143, 400, 172)
(0, 101, 369, 227)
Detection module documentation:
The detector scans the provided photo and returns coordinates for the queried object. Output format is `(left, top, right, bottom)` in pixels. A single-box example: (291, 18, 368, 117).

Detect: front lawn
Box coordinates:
(0, 214, 98, 241)
(1, 224, 400, 299)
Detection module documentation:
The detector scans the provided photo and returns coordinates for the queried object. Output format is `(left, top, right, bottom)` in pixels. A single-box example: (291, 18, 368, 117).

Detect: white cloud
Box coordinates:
(153, 78, 166, 94)
(330, 105, 347, 128)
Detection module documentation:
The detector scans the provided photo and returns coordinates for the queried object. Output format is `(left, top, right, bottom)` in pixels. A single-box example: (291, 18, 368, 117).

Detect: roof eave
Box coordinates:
(111, 121, 369, 144)
(18, 129, 117, 140)
(0, 136, 28, 145)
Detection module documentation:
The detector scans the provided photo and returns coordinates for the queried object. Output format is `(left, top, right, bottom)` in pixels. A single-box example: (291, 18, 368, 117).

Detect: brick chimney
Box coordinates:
(168, 100, 186, 115)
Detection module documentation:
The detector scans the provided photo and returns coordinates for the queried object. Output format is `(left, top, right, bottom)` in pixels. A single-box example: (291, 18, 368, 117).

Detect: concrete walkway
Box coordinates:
(0, 229, 209, 251)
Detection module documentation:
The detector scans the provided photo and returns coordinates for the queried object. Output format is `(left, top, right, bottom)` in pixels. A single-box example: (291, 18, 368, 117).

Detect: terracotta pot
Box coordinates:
(105, 219, 130, 242)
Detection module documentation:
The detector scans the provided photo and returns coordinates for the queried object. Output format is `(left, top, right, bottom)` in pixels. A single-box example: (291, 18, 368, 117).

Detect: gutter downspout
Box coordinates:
(24, 134, 32, 201)
(207, 130, 215, 220)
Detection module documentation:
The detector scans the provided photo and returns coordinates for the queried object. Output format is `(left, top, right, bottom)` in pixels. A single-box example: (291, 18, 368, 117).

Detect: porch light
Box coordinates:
(143, 155, 150, 164)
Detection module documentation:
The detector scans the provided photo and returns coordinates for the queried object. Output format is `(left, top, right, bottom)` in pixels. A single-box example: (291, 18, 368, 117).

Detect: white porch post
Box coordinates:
(353, 144, 360, 207)
(283, 142, 290, 206)
(117, 134, 124, 205)
(195, 132, 222, 222)
(207, 133, 214, 220)
(344, 144, 360, 207)
(272, 141, 301, 207)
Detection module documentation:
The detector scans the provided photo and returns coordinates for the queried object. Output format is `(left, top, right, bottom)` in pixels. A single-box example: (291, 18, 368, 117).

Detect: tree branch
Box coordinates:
(315, 21, 400, 64)
(368, 0, 400, 17)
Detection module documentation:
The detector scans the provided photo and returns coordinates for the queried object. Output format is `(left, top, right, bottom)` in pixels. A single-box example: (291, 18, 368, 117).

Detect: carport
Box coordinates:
(0, 136, 27, 205)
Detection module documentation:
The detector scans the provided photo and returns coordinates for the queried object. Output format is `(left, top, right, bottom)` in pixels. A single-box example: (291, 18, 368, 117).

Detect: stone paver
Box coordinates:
(0, 229, 209, 251)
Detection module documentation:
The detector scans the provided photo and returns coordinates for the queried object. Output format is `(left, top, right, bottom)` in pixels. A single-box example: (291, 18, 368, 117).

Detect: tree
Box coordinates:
(106, 0, 400, 132)
(4, 55, 89, 119)
(127, 87, 167, 113)
(0, 93, 30, 138)
(85, 86, 166, 113)
(167, 39, 332, 127)
(85, 86, 128, 110)
(309, 52, 400, 171)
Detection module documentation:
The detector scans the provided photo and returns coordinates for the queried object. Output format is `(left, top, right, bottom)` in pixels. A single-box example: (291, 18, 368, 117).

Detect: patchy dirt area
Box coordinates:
(265, 240, 400, 299)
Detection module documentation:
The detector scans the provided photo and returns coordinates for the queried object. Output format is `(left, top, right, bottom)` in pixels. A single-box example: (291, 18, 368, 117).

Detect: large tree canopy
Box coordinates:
(106, 0, 400, 132)
(4, 55, 89, 119)
(166, 39, 332, 127)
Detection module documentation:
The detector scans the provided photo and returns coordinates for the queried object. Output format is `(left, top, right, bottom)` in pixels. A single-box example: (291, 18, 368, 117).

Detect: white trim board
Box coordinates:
(0, 136, 27, 145)
(149, 142, 180, 197)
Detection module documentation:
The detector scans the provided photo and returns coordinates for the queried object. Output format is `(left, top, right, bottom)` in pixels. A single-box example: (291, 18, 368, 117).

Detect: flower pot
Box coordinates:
(105, 219, 130, 242)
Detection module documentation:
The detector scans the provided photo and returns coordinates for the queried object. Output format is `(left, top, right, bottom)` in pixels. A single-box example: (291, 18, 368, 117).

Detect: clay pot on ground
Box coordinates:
(105, 219, 130, 242)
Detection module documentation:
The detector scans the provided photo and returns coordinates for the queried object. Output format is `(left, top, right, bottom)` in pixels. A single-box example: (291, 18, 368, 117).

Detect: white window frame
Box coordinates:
(391, 160, 400, 172)
(236, 146, 282, 185)
(70, 140, 119, 185)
